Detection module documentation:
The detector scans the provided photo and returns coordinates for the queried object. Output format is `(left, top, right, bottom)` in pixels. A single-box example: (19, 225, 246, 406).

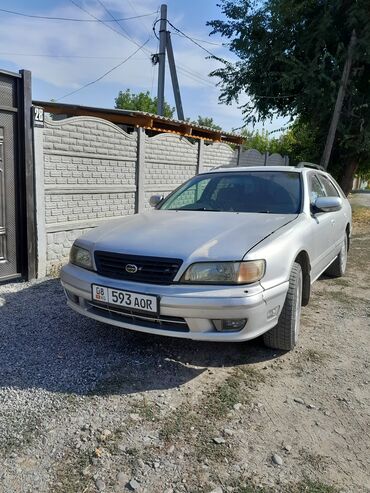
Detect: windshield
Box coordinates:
(159, 171, 302, 214)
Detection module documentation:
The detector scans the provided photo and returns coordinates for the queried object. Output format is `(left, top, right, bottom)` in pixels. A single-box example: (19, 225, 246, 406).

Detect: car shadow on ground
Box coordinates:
(0, 279, 282, 396)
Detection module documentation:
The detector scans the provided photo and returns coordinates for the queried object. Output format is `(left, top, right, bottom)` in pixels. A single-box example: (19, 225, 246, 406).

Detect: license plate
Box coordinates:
(92, 284, 158, 314)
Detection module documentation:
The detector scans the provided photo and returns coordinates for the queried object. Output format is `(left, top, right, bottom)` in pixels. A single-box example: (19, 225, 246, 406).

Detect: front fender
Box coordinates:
(244, 214, 313, 291)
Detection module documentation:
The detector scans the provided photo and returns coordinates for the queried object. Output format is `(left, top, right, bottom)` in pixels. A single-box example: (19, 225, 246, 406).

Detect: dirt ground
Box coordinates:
(0, 196, 369, 493)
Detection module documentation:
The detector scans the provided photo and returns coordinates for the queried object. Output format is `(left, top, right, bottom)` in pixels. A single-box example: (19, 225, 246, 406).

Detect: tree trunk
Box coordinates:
(340, 160, 358, 195)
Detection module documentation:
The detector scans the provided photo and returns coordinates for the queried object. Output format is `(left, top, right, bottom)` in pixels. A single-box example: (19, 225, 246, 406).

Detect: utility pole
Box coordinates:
(155, 4, 185, 120)
(320, 30, 357, 169)
(156, 4, 167, 116)
(166, 31, 184, 121)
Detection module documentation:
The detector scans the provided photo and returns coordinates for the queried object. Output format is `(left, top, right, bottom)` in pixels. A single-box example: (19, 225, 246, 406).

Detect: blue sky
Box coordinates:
(0, 0, 287, 133)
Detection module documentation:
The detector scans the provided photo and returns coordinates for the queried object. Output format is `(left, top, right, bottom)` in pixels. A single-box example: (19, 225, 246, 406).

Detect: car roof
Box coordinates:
(200, 165, 329, 175)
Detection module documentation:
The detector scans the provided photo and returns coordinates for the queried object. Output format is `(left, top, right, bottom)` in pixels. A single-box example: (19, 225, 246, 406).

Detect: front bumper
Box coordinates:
(60, 263, 289, 342)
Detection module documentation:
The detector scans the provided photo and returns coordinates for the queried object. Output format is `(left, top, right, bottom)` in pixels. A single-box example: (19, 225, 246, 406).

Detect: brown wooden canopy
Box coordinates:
(33, 100, 243, 145)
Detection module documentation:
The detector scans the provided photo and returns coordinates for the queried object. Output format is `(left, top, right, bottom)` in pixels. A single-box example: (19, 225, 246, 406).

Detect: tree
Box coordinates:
(240, 120, 319, 164)
(194, 116, 222, 130)
(241, 129, 270, 153)
(115, 89, 175, 118)
(270, 120, 321, 164)
(208, 0, 370, 194)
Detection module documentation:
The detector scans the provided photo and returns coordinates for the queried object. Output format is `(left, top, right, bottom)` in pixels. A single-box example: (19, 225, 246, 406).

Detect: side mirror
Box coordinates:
(149, 194, 163, 208)
(314, 196, 342, 213)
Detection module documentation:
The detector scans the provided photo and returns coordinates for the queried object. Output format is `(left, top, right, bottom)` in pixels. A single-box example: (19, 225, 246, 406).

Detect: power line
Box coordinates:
(94, 0, 132, 39)
(177, 65, 214, 87)
(172, 31, 223, 47)
(71, 1, 211, 90)
(0, 7, 156, 22)
(71, 0, 214, 94)
(151, 17, 216, 88)
(154, 18, 226, 63)
(162, 21, 298, 97)
(68, 0, 152, 53)
(126, 0, 156, 32)
(54, 38, 150, 101)
(167, 20, 227, 63)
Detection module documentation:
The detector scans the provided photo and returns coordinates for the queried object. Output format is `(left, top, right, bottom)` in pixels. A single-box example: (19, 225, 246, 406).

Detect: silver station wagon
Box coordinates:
(61, 164, 351, 350)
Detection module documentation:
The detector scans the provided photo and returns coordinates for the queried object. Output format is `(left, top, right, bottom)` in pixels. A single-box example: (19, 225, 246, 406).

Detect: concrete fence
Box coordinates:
(34, 116, 288, 276)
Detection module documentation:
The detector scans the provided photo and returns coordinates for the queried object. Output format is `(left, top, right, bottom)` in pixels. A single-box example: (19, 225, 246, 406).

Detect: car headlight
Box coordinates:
(70, 244, 93, 270)
(180, 260, 265, 284)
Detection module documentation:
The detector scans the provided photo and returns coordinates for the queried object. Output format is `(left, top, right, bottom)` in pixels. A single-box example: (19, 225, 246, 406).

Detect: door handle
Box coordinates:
(330, 219, 335, 225)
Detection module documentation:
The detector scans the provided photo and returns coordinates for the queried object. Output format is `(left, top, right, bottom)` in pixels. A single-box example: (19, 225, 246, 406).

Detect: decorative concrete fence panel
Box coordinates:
(266, 152, 289, 166)
(202, 142, 238, 171)
(239, 149, 265, 167)
(144, 133, 198, 209)
(35, 117, 137, 276)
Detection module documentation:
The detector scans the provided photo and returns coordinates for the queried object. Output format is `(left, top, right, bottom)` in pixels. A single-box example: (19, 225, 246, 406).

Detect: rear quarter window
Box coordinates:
(319, 175, 340, 197)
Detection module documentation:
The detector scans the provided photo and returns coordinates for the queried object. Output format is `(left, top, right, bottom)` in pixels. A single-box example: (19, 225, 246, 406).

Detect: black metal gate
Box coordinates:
(0, 69, 35, 282)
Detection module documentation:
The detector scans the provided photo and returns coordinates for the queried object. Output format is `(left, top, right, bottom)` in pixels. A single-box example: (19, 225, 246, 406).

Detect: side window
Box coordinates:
(310, 174, 326, 203)
(319, 175, 340, 197)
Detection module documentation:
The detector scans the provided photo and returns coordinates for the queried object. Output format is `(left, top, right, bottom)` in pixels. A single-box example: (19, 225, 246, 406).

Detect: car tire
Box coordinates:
(325, 234, 348, 278)
(263, 262, 302, 351)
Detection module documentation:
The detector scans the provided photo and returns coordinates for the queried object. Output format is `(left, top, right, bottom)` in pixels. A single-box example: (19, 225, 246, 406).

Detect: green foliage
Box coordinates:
(241, 129, 270, 153)
(194, 115, 222, 130)
(115, 89, 175, 118)
(208, 0, 370, 187)
(241, 119, 320, 165)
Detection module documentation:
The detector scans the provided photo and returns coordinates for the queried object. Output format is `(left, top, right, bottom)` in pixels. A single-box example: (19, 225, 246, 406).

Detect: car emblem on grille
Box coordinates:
(125, 264, 138, 274)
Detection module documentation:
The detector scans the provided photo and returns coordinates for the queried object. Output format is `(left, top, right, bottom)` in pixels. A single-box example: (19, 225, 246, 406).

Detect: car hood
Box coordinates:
(78, 211, 297, 262)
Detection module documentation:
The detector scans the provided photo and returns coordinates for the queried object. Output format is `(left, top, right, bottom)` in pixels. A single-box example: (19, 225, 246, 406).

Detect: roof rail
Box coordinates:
(296, 162, 325, 171)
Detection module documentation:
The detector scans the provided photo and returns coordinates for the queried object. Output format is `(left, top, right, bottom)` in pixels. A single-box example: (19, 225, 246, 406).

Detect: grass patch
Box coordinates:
(301, 349, 330, 365)
(331, 278, 351, 287)
(205, 367, 262, 419)
(287, 479, 338, 493)
(52, 449, 93, 493)
(135, 397, 159, 421)
(0, 416, 42, 456)
(327, 290, 369, 307)
(352, 205, 370, 225)
(159, 405, 192, 441)
(299, 450, 329, 472)
(195, 439, 232, 463)
(219, 477, 338, 493)
(327, 289, 352, 304)
(292, 348, 330, 373)
(160, 367, 263, 441)
(159, 366, 264, 463)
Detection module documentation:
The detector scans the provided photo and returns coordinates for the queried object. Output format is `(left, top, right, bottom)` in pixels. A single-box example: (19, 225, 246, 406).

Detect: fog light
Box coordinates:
(213, 319, 247, 332)
(65, 289, 79, 305)
(267, 305, 280, 320)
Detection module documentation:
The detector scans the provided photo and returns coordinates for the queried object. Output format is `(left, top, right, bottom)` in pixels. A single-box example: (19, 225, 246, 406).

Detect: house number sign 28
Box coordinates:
(33, 106, 44, 128)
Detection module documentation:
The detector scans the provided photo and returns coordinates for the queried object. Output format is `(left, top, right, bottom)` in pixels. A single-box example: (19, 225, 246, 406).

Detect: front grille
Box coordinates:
(88, 301, 189, 332)
(94, 251, 182, 285)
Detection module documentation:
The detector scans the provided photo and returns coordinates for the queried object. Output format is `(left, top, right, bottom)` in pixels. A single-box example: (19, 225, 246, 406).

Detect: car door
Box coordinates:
(317, 174, 346, 252)
(308, 173, 337, 280)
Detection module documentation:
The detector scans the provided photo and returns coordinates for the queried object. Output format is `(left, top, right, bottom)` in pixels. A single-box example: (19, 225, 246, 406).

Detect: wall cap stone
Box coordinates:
(146, 132, 196, 148)
(45, 116, 137, 141)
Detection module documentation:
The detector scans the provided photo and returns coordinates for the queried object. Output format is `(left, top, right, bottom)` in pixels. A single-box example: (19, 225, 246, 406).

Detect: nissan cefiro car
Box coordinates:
(60, 164, 351, 350)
